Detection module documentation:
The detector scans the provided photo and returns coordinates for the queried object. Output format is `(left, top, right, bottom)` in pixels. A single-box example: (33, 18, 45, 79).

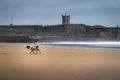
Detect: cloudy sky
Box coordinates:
(0, 0, 119, 27)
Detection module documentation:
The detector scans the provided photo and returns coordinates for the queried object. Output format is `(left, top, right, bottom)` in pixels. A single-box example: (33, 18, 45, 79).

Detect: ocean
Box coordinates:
(38, 41, 120, 48)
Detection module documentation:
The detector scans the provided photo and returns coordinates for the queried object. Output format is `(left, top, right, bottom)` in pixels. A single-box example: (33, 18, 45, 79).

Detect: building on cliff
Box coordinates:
(0, 14, 120, 40)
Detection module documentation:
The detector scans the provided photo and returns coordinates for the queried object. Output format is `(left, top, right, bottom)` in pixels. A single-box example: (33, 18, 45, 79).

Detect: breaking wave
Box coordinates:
(37, 41, 120, 48)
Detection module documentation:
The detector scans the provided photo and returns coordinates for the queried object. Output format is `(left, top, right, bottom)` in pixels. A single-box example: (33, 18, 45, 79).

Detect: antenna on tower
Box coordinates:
(65, 12, 67, 15)
(10, 16, 13, 26)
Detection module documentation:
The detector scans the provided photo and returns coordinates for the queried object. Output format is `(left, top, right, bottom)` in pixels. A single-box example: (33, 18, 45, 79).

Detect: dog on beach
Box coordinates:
(26, 45, 41, 54)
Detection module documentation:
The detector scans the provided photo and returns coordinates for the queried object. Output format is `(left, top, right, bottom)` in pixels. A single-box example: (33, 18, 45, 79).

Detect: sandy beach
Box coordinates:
(0, 43, 120, 80)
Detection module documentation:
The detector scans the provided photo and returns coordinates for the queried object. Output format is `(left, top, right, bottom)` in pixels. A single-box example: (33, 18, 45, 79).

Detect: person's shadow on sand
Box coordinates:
(26, 45, 41, 55)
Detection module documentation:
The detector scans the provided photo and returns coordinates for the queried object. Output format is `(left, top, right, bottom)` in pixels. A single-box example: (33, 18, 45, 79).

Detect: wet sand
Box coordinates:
(0, 43, 120, 80)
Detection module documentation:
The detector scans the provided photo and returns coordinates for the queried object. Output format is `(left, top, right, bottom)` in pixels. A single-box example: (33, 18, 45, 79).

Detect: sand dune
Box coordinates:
(0, 43, 120, 80)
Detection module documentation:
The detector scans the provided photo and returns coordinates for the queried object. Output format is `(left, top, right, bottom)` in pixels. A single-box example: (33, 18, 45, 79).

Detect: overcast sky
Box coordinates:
(0, 0, 119, 27)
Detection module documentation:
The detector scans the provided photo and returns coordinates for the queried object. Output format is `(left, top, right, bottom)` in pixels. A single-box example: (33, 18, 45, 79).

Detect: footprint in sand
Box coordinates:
(0, 53, 8, 55)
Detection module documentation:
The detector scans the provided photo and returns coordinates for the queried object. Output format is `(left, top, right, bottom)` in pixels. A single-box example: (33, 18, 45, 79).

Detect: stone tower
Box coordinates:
(62, 13, 70, 24)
